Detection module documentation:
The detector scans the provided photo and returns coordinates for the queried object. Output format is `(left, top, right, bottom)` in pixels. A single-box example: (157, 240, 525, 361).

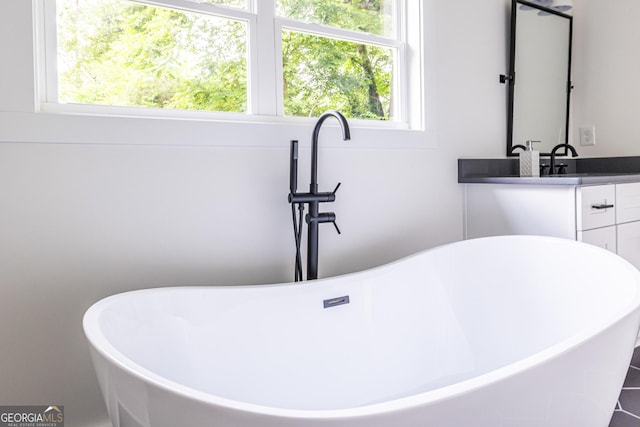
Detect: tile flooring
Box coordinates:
(609, 347, 640, 426)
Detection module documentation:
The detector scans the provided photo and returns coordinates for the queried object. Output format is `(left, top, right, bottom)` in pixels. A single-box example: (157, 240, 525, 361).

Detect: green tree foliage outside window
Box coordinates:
(56, 0, 396, 121)
(57, 0, 247, 112)
(279, 0, 394, 120)
(282, 30, 392, 120)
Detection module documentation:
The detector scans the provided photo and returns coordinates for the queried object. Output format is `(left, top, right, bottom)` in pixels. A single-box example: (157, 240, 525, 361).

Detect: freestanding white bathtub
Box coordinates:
(84, 236, 640, 427)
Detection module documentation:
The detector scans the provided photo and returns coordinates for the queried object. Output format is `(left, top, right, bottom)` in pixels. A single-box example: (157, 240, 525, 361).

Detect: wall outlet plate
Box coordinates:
(579, 125, 596, 146)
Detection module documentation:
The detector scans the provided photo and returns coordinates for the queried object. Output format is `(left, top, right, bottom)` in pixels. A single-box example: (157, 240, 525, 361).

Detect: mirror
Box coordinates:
(505, 0, 573, 156)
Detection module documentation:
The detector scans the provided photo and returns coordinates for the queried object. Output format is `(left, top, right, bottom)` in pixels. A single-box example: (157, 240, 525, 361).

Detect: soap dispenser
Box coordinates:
(519, 140, 540, 177)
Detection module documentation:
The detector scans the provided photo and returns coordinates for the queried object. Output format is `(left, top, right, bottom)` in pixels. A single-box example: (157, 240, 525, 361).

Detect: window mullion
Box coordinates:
(253, 0, 278, 116)
(132, 0, 253, 20)
(278, 17, 401, 49)
(395, 0, 407, 124)
(406, 0, 425, 130)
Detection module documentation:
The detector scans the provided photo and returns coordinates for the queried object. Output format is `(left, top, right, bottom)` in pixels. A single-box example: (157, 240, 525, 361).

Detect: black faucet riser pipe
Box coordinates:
(307, 200, 320, 279)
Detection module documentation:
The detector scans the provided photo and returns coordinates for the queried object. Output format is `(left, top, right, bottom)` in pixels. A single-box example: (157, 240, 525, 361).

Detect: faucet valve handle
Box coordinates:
(322, 212, 341, 235)
(331, 219, 341, 235)
(332, 182, 341, 195)
(307, 212, 341, 234)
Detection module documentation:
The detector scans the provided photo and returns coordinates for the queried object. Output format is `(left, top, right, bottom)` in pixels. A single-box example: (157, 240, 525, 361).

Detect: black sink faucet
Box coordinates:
(288, 111, 350, 281)
(550, 143, 578, 175)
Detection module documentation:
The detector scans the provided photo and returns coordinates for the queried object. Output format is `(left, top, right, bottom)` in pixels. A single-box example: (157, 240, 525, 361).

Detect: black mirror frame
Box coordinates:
(504, 0, 573, 157)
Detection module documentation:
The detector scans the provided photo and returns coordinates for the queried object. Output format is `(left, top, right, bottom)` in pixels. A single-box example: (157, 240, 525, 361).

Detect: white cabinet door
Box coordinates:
(576, 185, 616, 231)
(617, 221, 640, 270)
(616, 182, 640, 224)
(577, 226, 617, 253)
(464, 184, 576, 239)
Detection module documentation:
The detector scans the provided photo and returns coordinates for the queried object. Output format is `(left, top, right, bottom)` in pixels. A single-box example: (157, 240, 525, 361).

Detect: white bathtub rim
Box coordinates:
(83, 235, 640, 420)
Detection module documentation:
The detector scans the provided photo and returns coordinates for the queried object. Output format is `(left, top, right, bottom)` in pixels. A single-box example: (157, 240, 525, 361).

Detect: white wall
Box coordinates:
(0, 0, 509, 426)
(572, 0, 640, 157)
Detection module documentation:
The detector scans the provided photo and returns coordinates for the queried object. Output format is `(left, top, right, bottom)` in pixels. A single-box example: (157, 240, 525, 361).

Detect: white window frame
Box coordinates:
(40, 0, 260, 117)
(40, 0, 418, 123)
(0, 0, 437, 148)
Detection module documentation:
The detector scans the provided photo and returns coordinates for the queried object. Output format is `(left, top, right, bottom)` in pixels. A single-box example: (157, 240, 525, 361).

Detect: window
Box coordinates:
(51, 0, 250, 113)
(43, 0, 420, 125)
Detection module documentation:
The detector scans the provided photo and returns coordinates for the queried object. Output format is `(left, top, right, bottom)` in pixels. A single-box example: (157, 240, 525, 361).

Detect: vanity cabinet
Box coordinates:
(464, 182, 640, 270)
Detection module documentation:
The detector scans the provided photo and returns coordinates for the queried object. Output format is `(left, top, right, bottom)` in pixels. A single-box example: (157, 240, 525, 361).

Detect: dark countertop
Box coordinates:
(460, 173, 640, 185)
(458, 157, 640, 186)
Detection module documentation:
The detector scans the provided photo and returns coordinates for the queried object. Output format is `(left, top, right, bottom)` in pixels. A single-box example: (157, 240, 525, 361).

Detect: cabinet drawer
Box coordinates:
(576, 185, 616, 231)
(616, 182, 640, 224)
(577, 226, 616, 253)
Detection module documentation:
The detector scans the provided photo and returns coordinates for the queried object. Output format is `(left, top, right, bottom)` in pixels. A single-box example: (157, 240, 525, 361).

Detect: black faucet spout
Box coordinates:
(549, 143, 578, 175)
(310, 110, 351, 191)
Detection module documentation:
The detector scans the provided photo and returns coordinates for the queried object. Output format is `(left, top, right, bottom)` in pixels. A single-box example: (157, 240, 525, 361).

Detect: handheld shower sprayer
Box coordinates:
(289, 140, 298, 194)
